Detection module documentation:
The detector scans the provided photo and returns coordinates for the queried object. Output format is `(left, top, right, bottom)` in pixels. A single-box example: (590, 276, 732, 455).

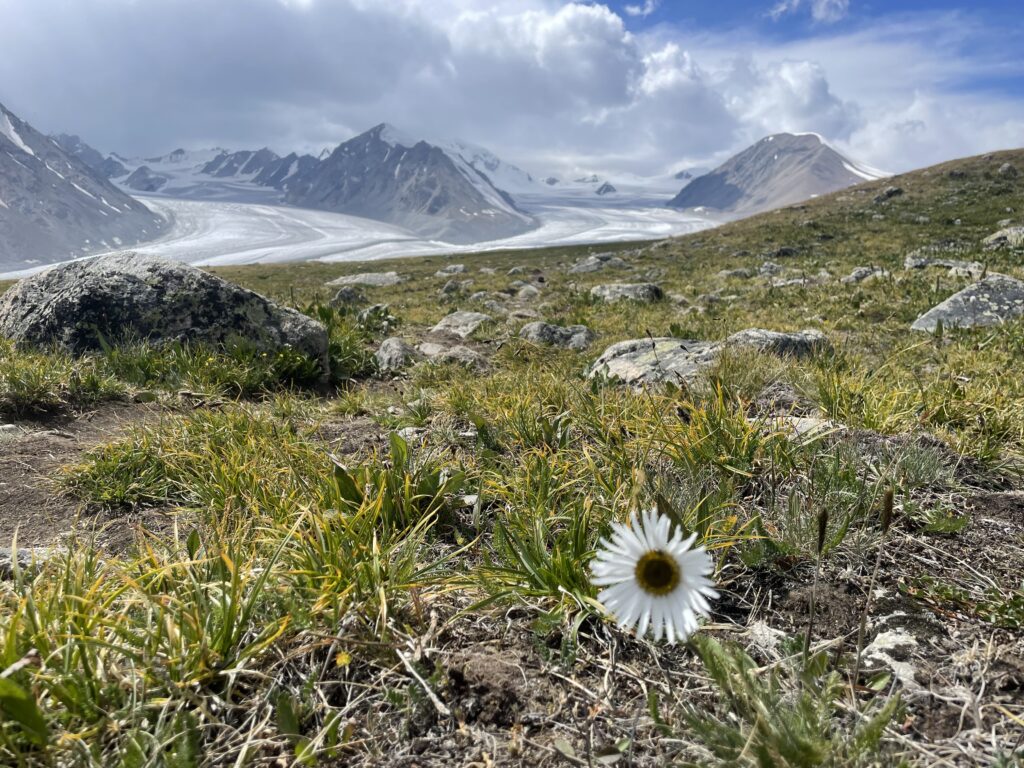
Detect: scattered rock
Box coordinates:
(718, 268, 755, 279)
(417, 342, 448, 357)
(375, 337, 422, 373)
(478, 267, 496, 275)
(329, 285, 367, 309)
(841, 267, 889, 284)
(982, 226, 1024, 250)
(516, 284, 541, 301)
(509, 308, 540, 320)
(997, 162, 1018, 178)
(0, 253, 329, 375)
(667, 293, 692, 307)
(590, 328, 831, 386)
(430, 311, 492, 339)
(519, 322, 595, 350)
(483, 300, 508, 316)
(435, 263, 468, 277)
(507, 266, 526, 275)
(759, 261, 784, 277)
(874, 186, 904, 203)
(568, 254, 629, 274)
(435, 345, 487, 368)
(440, 279, 473, 296)
(0, 547, 56, 579)
(588, 338, 720, 386)
(769, 246, 799, 258)
(726, 328, 832, 358)
(590, 283, 663, 303)
(911, 274, 1024, 332)
(904, 254, 985, 277)
(327, 271, 404, 287)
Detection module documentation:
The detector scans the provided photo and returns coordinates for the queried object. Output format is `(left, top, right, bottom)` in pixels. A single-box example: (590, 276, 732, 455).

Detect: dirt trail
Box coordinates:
(0, 403, 160, 549)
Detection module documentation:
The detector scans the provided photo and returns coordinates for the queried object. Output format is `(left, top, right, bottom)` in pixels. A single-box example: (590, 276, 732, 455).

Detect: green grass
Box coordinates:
(1, 148, 1023, 765)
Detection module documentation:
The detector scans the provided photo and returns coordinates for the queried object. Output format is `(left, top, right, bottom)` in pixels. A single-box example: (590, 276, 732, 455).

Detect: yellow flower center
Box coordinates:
(634, 550, 681, 596)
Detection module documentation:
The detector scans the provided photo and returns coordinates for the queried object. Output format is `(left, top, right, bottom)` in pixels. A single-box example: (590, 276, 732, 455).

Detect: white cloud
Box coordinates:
(625, 0, 660, 18)
(770, 0, 850, 24)
(0, 0, 1018, 178)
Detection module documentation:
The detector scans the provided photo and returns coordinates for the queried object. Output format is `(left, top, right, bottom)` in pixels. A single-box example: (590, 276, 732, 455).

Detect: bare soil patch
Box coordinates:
(0, 402, 163, 549)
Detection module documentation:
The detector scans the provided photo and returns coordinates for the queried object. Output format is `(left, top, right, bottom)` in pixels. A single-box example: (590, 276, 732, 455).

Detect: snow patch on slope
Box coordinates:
(0, 110, 34, 156)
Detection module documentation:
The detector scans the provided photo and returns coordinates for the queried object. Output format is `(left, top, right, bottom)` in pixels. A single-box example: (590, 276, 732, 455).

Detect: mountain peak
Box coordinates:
(667, 131, 886, 215)
(368, 123, 420, 148)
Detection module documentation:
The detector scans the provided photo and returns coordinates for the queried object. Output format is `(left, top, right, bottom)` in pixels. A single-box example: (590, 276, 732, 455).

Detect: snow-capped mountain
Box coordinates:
(253, 152, 321, 189)
(666, 133, 886, 215)
(201, 148, 280, 179)
(282, 123, 536, 243)
(51, 134, 128, 179)
(0, 102, 167, 272)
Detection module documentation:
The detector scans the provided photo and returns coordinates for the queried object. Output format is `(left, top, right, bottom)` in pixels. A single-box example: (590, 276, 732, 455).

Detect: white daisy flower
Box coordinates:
(591, 508, 718, 644)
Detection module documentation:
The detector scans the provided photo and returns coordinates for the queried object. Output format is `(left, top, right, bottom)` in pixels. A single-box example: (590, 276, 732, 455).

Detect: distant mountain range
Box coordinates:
(2, 102, 893, 273)
(666, 133, 886, 215)
(0, 103, 167, 271)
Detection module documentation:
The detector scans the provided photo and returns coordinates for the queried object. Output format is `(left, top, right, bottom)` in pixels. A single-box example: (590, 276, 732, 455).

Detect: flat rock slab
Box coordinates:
(841, 267, 889, 284)
(568, 254, 629, 274)
(430, 311, 492, 339)
(519, 322, 595, 350)
(911, 274, 1024, 332)
(0, 253, 329, 374)
(590, 328, 831, 386)
(327, 271, 405, 287)
(590, 283, 663, 303)
(589, 338, 720, 386)
(904, 255, 985, 276)
(725, 328, 831, 358)
(435, 264, 468, 277)
(982, 226, 1024, 250)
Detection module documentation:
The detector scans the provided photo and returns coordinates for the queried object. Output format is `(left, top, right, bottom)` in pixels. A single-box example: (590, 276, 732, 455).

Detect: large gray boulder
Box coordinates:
(911, 274, 1024, 332)
(0, 253, 329, 374)
(430, 311, 492, 339)
(589, 328, 831, 386)
(519, 322, 595, 350)
(590, 283, 663, 303)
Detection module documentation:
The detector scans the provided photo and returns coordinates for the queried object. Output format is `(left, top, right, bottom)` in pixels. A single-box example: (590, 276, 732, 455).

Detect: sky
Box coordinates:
(0, 0, 1021, 178)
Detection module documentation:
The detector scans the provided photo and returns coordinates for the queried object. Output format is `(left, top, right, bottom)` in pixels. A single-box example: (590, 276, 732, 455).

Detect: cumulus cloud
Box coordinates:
(770, 0, 850, 24)
(0, 0, 1018, 177)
